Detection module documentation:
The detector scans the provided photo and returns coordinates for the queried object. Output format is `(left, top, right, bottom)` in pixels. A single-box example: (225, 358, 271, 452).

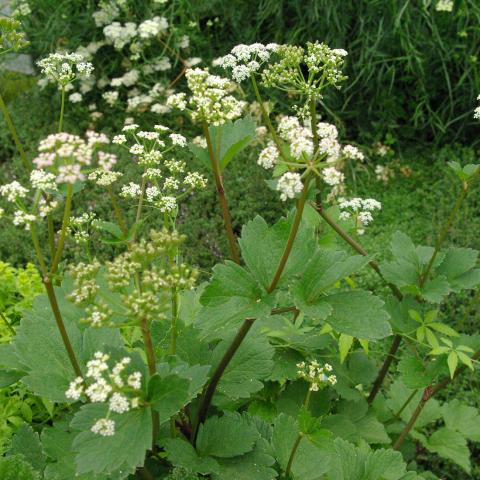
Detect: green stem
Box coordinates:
(0, 312, 16, 336)
(30, 223, 48, 276)
(419, 182, 469, 288)
(193, 318, 256, 441)
(170, 286, 179, 355)
(108, 185, 128, 236)
(203, 122, 240, 264)
(51, 183, 73, 274)
(43, 276, 83, 378)
(393, 350, 480, 450)
(0, 91, 30, 171)
(268, 175, 311, 293)
(131, 177, 147, 245)
(392, 388, 418, 420)
(309, 97, 319, 152)
(285, 389, 313, 478)
(58, 87, 66, 133)
(250, 75, 287, 161)
(47, 214, 56, 260)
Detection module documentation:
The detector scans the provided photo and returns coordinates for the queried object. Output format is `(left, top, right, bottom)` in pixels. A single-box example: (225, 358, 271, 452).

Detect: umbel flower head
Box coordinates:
(297, 360, 337, 391)
(262, 42, 348, 99)
(65, 352, 143, 437)
(0, 16, 29, 53)
(37, 52, 94, 87)
(219, 43, 278, 82)
(168, 68, 246, 126)
(339, 197, 382, 235)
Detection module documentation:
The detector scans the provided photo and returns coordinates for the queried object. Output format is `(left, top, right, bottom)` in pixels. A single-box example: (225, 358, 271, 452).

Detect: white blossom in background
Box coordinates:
(69, 92, 83, 103)
(103, 22, 137, 50)
(277, 172, 303, 201)
(474, 94, 480, 119)
(257, 142, 279, 169)
(339, 197, 381, 234)
(138, 16, 168, 39)
(435, 0, 454, 12)
(375, 164, 395, 184)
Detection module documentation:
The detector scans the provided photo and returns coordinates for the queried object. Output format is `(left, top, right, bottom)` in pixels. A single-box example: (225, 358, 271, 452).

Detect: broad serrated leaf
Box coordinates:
(196, 412, 259, 458)
(272, 414, 334, 479)
(442, 399, 480, 441)
(239, 215, 316, 290)
(0, 455, 40, 480)
(163, 438, 219, 475)
(12, 281, 123, 402)
(324, 291, 391, 340)
(386, 380, 442, 428)
(209, 116, 257, 170)
(423, 427, 471, 473)
(421, 276, 451, 303)
(397, 357, 437, 389)
(436, 247, 480, 291)
(197, 261, 274, 338)
(293, 250, 370, 304)
(71, 403, 152, 476)
(8, 425, 45, 472)
(210, 332, 274, 405)
(148, 373, 191, 423)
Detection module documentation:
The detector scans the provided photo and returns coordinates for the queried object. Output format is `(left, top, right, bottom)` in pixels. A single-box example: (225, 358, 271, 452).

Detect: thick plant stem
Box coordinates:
(268, 175, 312, 293)
(393, 350, 480, 450)
(51, 183, 74, 274)
(419, 183, 469, 288)
(0, 91, 30, 171)
(170, 287, 179, 355)
(203, 122, 240, 264)
(285, 389, 312, 478)
(43, 277, 83, 378)
(367, 335, 402, 404)
(193, 318, 255, 441)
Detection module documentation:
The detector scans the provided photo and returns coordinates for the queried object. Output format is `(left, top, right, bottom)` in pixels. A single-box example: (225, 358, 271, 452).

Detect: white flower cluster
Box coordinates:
(32, 131, 110, 185)
(339, 197, 381, 235)
(0, 180, 28, 202)
(276, 172, 304, 201)
(114, 124, 207, 212)
(296, 360, 337, 391)
(37, 52, 94, 86)
(257, 142, 280, 169)
(219, 43, 278, 82)
(169, 68, 246, 126)
(65, 352, 143, 437)
(375, 164, 395, 184)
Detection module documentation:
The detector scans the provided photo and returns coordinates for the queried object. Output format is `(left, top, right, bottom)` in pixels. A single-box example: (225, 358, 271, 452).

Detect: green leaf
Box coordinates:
(447, 351, 458, 378)
(239, 215, 316, 290)
(424, 427, 471, 473)
(148, 373, 191, 423)
(196, 412, 259, 458)
(272, 414, 334, 479)
(163, 438, 219, 475)
(210, 116, 257, 170)
(391, 231, 419, 266)
(0, 455, 40, 480)
(197, 261, 274, 338)
(427, 322, 458, 337)
(421, 276, 451, 303)
(443, 399, 480, 441)
(294, 250, 370, 304)
(339, 334, 354, 363)
(457, 351, 474, 370)
(209, 332, 274, 405)
(324, 291, 392, 340)
(12, 280, 123, 403)
(71, 403, 152, 476)
(94, 220, 123, 240)
(436, 247, 480, 291)
(397, 356, 437, 389)
(8, 425, 45, 472)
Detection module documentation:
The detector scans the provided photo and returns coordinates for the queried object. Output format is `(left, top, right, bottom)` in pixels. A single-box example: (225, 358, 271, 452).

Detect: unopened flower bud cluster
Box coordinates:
(296, 360, 337, 391)
(0, 16, 29, 52)
(65, 352, 143, 437)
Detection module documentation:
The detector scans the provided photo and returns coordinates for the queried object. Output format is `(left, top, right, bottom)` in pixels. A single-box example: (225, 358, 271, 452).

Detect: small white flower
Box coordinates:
(65, 377, 84, 400)
(120, 182, 142, 199)
(69, 92, 83, 103)
(169, 133, 187, 147)
(112, 134, 127, 144)
(91, 418, 115, 436)
(127, 371, 142, 390)
(322, 167, 344, 186)
(276, 172, 303, 201)
(109, 392, 130, 414)
(0, 181, 28, 202)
